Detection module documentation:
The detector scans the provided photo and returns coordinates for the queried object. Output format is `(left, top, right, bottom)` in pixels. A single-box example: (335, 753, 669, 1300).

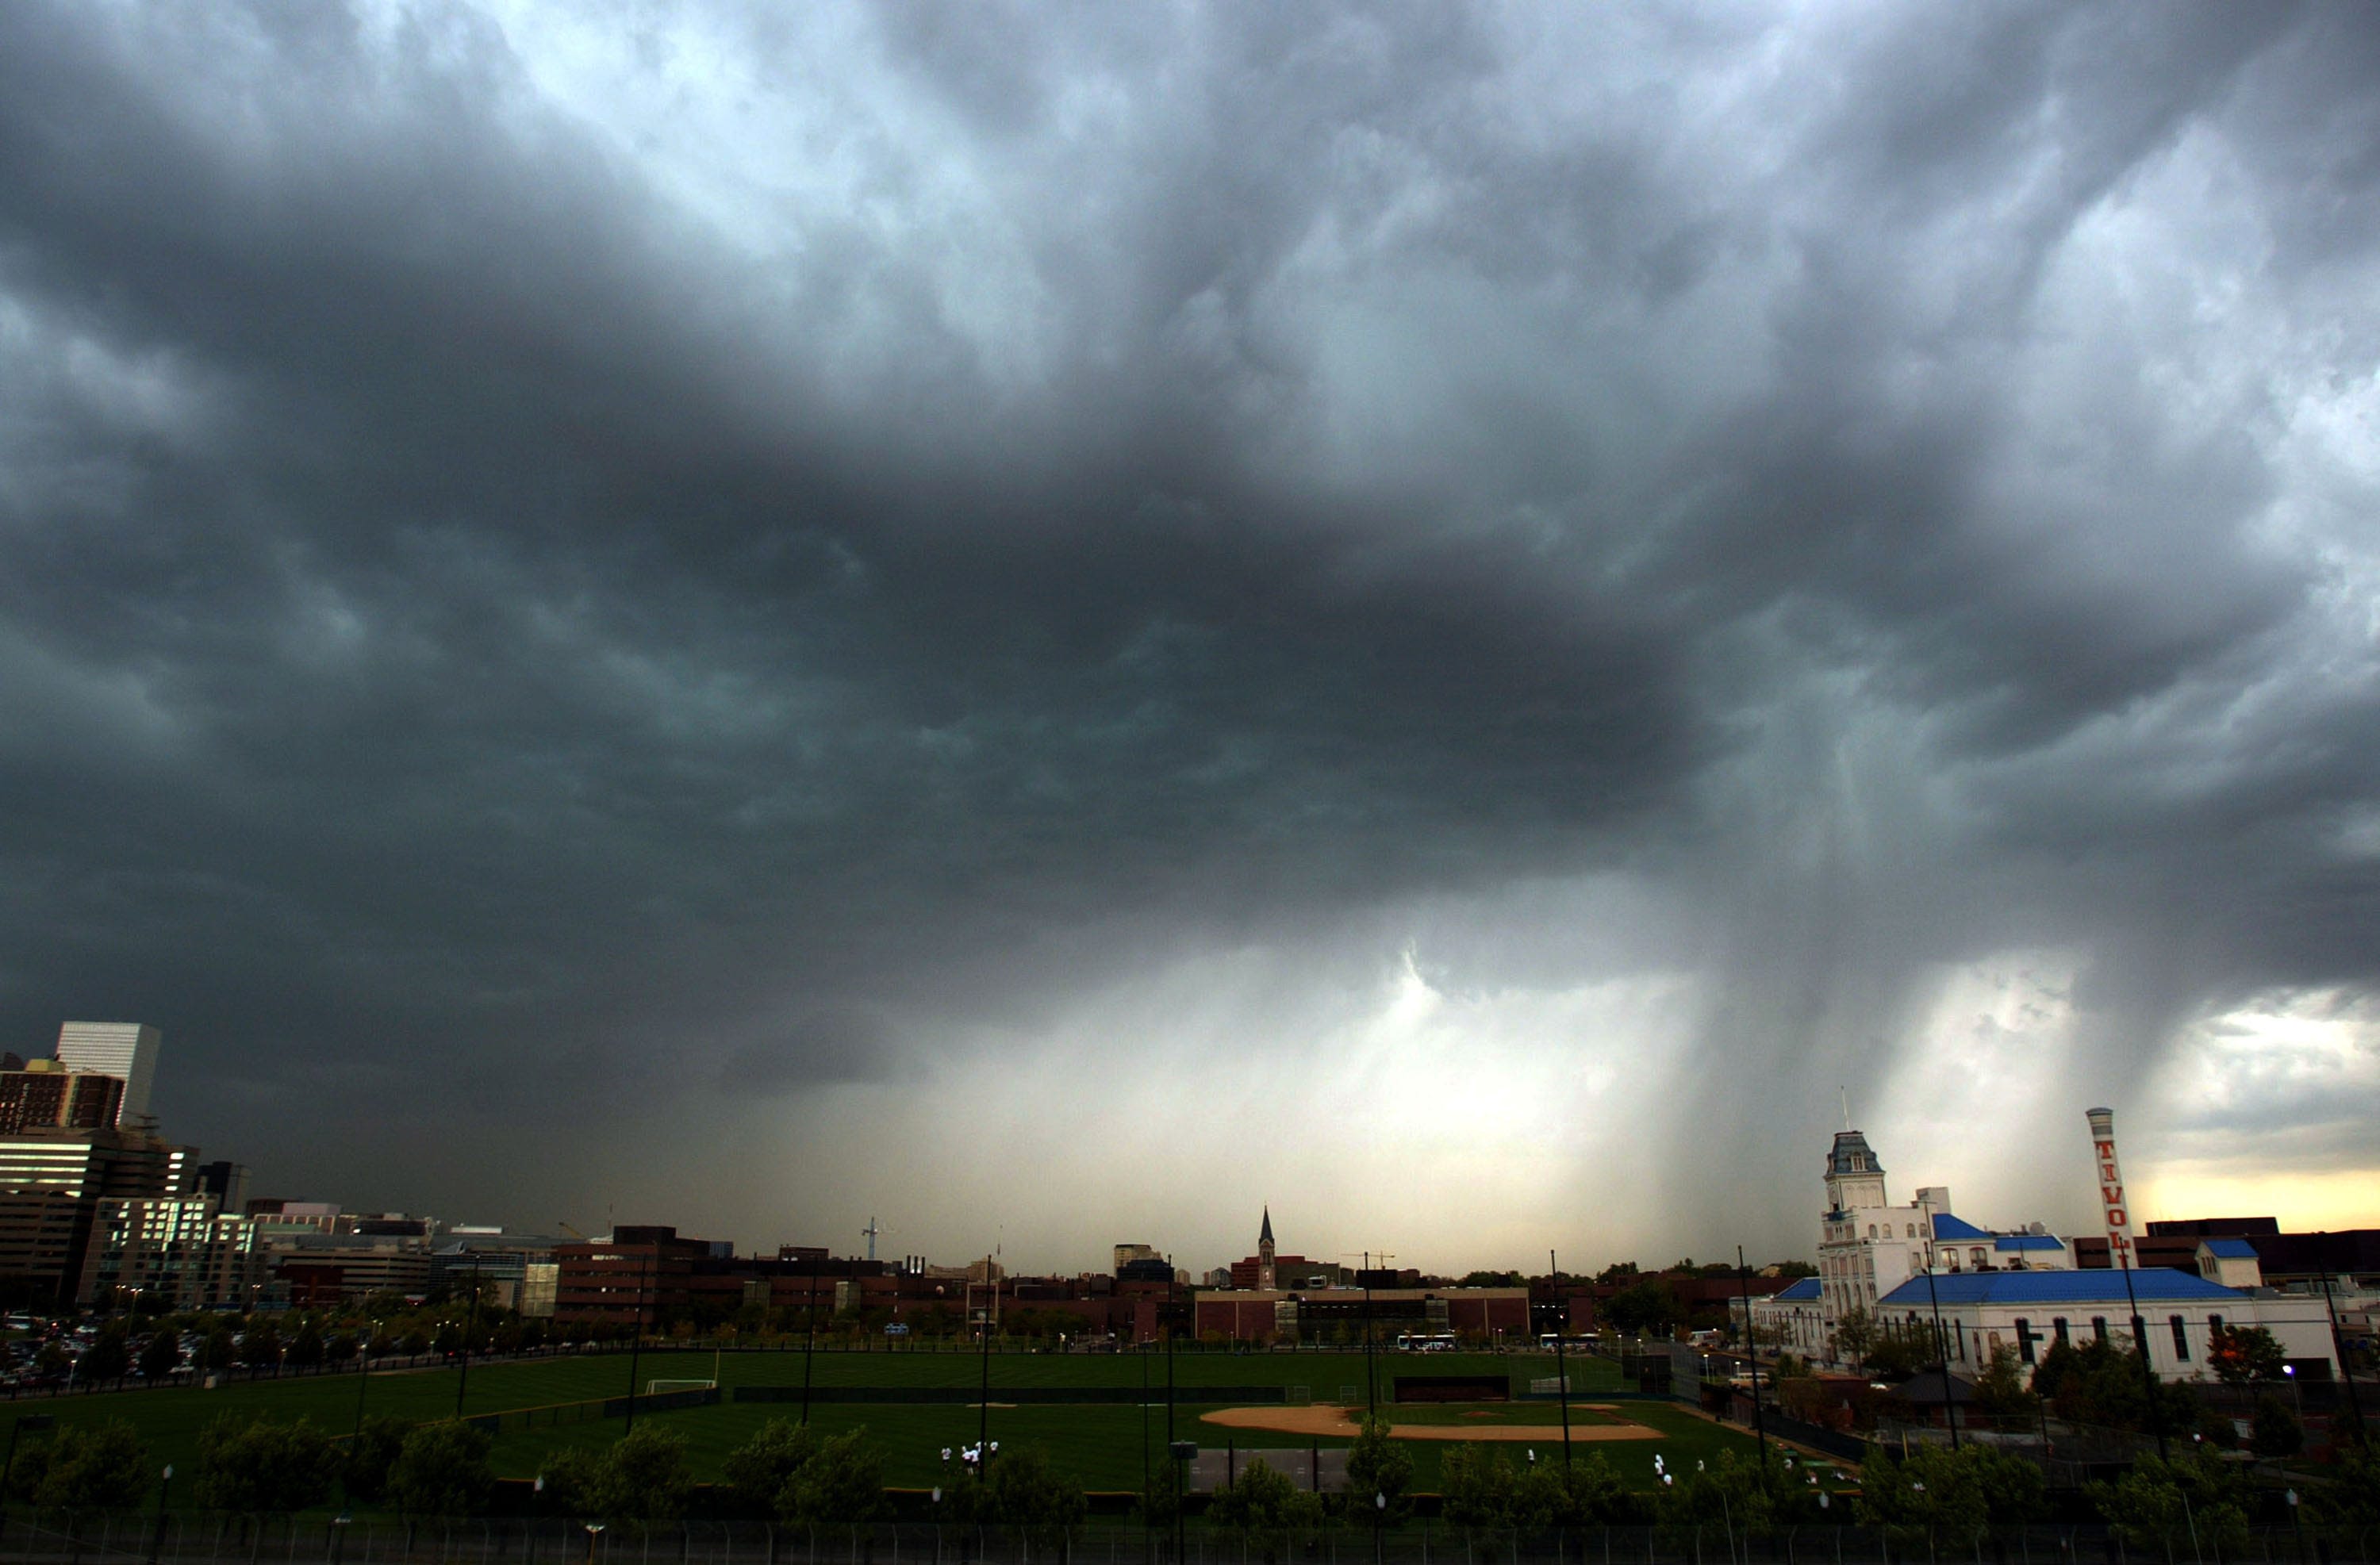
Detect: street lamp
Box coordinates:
(145, 1464, 174, 1565)
(582, 1521, 605, 1565)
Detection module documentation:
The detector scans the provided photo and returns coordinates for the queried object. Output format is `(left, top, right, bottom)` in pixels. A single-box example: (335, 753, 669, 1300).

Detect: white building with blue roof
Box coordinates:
(1871, 1265, 2339, 1381)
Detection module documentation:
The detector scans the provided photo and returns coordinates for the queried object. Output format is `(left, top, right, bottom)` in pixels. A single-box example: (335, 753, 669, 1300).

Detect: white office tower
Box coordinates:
(55, 1022, 160, 1126)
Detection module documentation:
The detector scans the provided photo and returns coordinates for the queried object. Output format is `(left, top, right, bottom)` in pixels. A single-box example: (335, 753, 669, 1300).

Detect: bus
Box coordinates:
(1394, 1333, 1458, 1352)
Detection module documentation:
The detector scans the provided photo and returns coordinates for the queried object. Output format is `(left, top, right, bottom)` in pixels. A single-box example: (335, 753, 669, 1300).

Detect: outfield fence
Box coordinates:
(1, 1513, 2376, 1565)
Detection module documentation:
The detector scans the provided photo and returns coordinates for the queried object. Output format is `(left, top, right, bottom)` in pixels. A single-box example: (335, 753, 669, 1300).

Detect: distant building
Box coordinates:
(1114, 1243, 1163, 1273)
(79, 1195, 265, 1310)
(0, 1061, 125, 1135)
(0, 1127, 194, 1304)
(54, 1023, 159, 1126)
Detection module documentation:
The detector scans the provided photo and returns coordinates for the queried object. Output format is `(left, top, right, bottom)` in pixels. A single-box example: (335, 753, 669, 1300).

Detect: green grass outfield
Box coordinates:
(0, 1348, 1797, 1495)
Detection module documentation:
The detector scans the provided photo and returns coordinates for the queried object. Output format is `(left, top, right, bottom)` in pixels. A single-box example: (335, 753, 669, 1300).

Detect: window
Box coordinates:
(1971, 1247, 1986, 1269)
(1906, 1224, 1917, 1238)
(2014, 1318, 2036, 1364)
(1868, 1225, 1877, 1240)
(2052, 1318, 2070, 1346)
(2170, 1316, 2190, 1361)
(2091, 1317, 2109, 1344)
(2209, 1314, 2224, 1337)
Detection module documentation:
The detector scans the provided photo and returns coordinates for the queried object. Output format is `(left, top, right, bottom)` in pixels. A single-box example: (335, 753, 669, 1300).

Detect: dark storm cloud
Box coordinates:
(1, 0, 2374, 1249)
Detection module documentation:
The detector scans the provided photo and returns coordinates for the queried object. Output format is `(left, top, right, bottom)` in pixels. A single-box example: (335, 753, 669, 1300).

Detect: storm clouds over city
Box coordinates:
(3, 2, 2377, 1268)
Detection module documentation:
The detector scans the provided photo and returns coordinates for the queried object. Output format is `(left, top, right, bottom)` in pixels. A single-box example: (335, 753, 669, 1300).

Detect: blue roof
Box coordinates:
(1877, 1267, 2243, 1310)
(1768, 1278, 1821, 1302)
(1994, 1235, 2066, 1252)
(1929, 1213, 1990, 1241)
(2202, 1238, 2259, 1259)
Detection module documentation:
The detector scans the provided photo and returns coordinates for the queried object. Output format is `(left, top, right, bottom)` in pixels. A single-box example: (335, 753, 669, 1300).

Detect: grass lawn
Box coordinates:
(0, 1347, 1722, 1499)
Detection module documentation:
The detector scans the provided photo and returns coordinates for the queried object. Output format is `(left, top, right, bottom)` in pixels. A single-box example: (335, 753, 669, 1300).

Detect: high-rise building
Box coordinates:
(55, 1023, 161, 1126)
(0, 1061, 125, 1134)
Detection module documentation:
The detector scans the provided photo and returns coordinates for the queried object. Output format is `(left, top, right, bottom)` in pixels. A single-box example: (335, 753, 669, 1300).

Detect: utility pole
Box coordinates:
(2320, 1272, 2367, 1444)
(1738, 1247, 1773, 1460)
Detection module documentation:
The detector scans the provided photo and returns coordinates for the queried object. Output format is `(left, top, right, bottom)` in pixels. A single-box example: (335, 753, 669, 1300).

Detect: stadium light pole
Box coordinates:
(801, 1257, 820, 1425)
(455, 1252, 482, 1420)
(1738, 1248, 1774, 1460)
(624, 1249, 651, 1436)
(978, 1253, 995, 1471)
(1550, 1249, 1572, 1468)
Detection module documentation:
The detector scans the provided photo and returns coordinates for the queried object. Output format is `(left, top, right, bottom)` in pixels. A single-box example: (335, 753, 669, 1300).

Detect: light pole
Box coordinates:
(1549, 1249, 1572, 1468)
(583, 1521, 605, 1565)
(977, 1256, 994, 1471)
(456, 1252, 482, 1419)
(801, 1256, 820, 1425)
(624, 1249, 651, 1435)
(145, 1463, 173, 1565)
(1738, 1246, 1774, 1462)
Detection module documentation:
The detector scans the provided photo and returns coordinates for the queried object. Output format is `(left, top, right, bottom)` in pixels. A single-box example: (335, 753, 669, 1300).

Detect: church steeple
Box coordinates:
(1257, 1206, 1276, 1291)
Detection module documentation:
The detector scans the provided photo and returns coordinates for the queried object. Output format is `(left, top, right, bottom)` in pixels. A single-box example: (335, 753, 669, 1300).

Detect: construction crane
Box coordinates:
(557, 1219, 591, 1242)
(862, 1217, 885, 1263)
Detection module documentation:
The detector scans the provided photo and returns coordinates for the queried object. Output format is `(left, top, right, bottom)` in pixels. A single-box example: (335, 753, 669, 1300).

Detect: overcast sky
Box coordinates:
(4, 1, 2377, 1275)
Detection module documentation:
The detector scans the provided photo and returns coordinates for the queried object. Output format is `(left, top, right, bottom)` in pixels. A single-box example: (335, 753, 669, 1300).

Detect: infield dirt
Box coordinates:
(1200, 1404, 1660, 1442)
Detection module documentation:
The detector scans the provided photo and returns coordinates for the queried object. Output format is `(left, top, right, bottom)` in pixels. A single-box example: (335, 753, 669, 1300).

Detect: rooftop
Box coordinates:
(1877, 1266, 2241, 1309)
(2201, 1238, 2260, 1259)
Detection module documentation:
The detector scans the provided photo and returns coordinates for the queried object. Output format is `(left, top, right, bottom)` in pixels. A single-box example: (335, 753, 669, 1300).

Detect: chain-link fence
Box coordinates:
(1, 1515, 2376, 1565)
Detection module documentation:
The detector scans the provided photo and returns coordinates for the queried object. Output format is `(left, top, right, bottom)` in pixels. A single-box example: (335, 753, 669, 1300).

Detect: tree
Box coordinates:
(343, 1416, 409, 1504)
(197, 1326, 236, 1371)
(240, 1320, 282, 1371)
(2207, 1324, 2286, 1385)
(2033, 1337, 2199, 1436)
(1856, 1447, 1989, 1551)
(2306, 1438, 2380, 1526)
(1656, 1450, 1823, 1540)
(138, 1329, 182, 1381)
(323, 1332, 358, 1367)
(1438, 1444, 1518, 1529)
(286, 1320, 324, 1369)
(2249, 1393, 2304, 1460)
(1829, 1306, 1877, 1367)
(1860, 1321, 1933, 1379)
(1511, 1451, 1641, 1527)
(1206, 1456, 1321, 1558)
(2088, 1448, 2249, 1555)
(1603, 1279, 1681, 1337)
(532, 1447, 607, 1514)
(386, 1421, 494, 1518)
(76, 1326, 131, 1386)
(595, 1426, 694, 1524)
(722, 1418, 819, 1513)
(193, 1415, 340, 1517)
(779, 1429, 889, 1534)
(17, 1422, 151, 1520)
(1344, 1416, 1414, 1521)
(974, 1444, 1085, 1550)
(1971, 1345, 2037, 1414)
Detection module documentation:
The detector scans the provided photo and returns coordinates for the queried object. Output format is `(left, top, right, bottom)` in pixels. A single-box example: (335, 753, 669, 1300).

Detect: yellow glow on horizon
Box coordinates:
(2136, 1167, 2380, 1233)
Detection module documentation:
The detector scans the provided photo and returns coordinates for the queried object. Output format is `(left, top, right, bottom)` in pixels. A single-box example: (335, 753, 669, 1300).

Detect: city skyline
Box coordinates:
(4, 4, 2378, 1269)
